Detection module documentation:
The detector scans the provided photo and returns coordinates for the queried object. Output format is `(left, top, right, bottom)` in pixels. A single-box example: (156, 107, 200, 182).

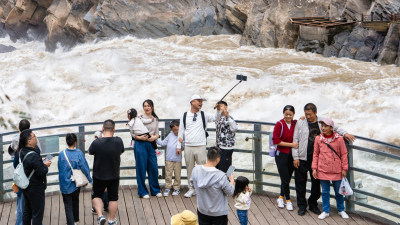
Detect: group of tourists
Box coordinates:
(272, 103, 355, 221)
(9, 94, 355, 225)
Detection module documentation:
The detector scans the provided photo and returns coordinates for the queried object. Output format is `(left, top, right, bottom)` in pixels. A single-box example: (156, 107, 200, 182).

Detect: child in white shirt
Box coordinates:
(233, 176, 252, 225)
(127, 108, 157, 151)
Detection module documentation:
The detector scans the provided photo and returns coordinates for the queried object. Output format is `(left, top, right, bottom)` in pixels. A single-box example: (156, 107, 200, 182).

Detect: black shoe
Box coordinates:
(309, 207, 321, 215)
(298, 208, 306, 216)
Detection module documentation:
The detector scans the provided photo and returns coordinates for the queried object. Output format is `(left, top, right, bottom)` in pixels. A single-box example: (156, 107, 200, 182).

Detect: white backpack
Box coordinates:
(13, 151, 35, 189)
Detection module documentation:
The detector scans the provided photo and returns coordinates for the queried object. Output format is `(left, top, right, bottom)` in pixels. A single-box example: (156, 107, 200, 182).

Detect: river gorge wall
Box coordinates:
(1, 0, 400, 66)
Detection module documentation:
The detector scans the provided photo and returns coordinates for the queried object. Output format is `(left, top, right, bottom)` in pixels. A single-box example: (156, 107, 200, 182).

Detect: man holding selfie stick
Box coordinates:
(191, 147, 235, 225)
(177, 94, 221, 198)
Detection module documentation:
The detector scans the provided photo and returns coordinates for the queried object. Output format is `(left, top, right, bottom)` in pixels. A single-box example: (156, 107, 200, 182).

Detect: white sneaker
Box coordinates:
(318, 212, 329, 220)
(172, 189, 180, 196)
(156, 193, 162, 198)
(277, 198, 285, 208)
(142, 195, 150, 199)
(163, 189, 170, 196)
(184, 189, 196, 198)
(338, 211, 349, 219)
(108, 218, 118, 225)
(286, 201, 294, 211)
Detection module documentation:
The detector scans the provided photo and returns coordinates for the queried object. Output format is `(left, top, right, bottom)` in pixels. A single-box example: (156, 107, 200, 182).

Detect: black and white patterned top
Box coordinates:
(215, 116, 238, 150)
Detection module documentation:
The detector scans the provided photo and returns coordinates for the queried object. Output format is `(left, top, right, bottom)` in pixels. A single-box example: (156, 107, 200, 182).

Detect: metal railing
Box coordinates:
(0, 120, 399, 221)
(361, 13, 400, 22)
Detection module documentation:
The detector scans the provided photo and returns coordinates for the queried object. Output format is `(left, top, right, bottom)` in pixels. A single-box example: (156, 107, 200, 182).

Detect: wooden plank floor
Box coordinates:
(0, 186, 390, 225)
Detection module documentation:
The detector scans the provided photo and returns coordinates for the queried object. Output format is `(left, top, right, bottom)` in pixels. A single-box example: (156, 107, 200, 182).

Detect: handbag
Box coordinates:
(339, 177, 354, 196)
(269, 121, 283, 157)
(63, 150, 89, 187)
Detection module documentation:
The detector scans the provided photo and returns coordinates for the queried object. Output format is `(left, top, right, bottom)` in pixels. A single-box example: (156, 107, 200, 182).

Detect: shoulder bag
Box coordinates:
(63, 150, 89, 187)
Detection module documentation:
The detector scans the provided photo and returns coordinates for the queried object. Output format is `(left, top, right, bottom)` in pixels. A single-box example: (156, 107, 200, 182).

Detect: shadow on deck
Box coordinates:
(0, 186, 391, 225)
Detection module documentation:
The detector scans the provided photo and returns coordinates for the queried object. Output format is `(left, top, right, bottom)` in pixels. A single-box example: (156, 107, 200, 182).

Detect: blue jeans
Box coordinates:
(16, 193, 24, 225)
(236, 210, 248, 225)
(134, 140, 161, 196)
(320, 180, 344, 213)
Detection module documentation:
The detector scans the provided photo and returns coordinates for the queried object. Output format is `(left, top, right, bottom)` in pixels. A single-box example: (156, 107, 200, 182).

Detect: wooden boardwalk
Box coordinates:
(0, 186, 388, 225)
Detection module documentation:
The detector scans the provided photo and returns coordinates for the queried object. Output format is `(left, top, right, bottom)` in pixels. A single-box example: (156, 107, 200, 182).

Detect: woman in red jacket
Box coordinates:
(273, 105, 299, 211)
(312, 118, 349, 220)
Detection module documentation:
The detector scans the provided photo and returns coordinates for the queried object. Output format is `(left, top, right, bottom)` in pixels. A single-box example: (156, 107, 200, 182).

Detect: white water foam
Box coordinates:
(1, 35, 399, 221)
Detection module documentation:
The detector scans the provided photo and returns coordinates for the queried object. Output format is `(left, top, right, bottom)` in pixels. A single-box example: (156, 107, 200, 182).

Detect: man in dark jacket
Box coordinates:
(19, 129, 51, 225)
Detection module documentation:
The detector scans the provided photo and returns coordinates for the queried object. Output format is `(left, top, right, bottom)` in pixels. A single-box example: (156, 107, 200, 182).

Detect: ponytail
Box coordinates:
(18, 129, 32, 151)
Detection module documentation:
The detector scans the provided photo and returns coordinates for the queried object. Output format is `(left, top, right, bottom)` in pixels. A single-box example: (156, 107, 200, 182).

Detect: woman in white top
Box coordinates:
(140, 99, 162, 156)
(128, 100, 162, 198)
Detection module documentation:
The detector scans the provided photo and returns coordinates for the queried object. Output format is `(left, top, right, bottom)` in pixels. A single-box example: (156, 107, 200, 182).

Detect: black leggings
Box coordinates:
(275, 151, 295, 200)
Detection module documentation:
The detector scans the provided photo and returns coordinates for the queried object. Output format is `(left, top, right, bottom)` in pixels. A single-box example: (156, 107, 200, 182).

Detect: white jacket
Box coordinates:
(128, 118, 149, 137)
(292, 116, 348, 161)
(234, 190, 252, 210)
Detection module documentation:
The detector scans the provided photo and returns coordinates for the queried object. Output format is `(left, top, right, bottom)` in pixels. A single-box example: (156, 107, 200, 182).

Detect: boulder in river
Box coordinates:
(0, 43, 16, 53)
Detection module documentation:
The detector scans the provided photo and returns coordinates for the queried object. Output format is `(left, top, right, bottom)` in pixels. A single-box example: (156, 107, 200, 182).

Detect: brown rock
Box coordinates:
(29, 6, 46, 25)
(36, 0, 54, 8)
(5, 0, 38, 39)
(0, 0, 17, 21)
(5, 7, 28, 39)
(18, 0, 37, 22)
(225, 0, 251, 33)
(377, 23, 400, 65)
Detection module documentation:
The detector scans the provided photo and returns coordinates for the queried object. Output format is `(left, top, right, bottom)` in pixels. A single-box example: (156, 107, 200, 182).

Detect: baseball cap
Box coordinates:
(319, 118, 334, 127)
(94, 131, 102, 138)
(190, 94, 207, 103)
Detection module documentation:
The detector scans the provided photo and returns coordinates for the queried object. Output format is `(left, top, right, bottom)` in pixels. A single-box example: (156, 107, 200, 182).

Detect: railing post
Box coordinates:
(0, 134, 4, 202)
(253, 123, 263, 193)
(78, 125, 85, 154)
(371, 12, 374, 22)
(361, 13, 364, 22)
(164, 120, 172, 138)
(345, 140, 355, 212)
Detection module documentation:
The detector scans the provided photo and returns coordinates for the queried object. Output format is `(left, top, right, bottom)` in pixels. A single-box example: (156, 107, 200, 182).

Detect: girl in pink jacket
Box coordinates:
(312, 118, 349, 220)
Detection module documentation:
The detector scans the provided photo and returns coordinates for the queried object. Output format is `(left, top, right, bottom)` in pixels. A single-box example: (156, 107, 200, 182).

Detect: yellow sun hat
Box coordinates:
(171, 210, 198, 225)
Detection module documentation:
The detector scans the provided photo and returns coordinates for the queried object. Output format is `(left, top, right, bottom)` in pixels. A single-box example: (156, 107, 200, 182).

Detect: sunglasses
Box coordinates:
(193, 113, 197, 121)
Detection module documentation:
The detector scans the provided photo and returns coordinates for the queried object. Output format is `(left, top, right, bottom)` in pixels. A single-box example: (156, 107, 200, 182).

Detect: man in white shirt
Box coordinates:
(177, 94, 221, 198)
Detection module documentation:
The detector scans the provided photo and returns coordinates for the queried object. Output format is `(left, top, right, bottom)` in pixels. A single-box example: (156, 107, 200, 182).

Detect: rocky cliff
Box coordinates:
(1, 0, 400, 65)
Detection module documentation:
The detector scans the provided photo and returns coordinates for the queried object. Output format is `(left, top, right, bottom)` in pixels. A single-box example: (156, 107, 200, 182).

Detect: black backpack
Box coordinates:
(183, 111, 209, 138)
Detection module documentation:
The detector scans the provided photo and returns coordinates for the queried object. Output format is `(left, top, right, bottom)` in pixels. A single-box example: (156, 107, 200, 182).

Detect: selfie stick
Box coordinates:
(214, 74, 247, 109)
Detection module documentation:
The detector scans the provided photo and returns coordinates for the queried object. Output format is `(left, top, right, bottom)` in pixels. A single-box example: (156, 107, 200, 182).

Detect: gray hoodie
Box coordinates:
(190, 165, 234, 217)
